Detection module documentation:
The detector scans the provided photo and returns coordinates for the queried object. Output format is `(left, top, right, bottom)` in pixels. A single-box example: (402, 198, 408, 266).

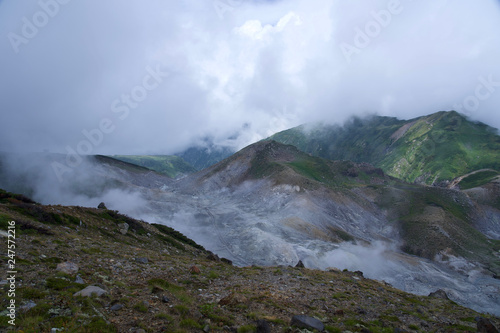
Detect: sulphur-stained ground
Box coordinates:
(0, 193, 499, 333)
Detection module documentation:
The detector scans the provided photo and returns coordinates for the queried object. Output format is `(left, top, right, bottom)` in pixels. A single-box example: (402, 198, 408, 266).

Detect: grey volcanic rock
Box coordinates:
(73, 286, 107, 297)
(429, 289, 449, 300)
(291, 315, 324, 331)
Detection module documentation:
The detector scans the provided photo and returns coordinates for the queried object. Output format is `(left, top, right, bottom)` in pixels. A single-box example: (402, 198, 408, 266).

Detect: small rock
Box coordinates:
(51, 329, 63, 333)
(334, 309, 344, 316)
(203, 325, 211, 333)
(476, 317, 499, 333)
(98, 202, 107, 209)
(206, 253, 220, 261)
(161, 296, 170, 303)
(110, 303, 123, 311)
(291, 315, 324, 331)
(73, 286, 107, 297)
(221, 258, 233, 265)
(256, 319, 271, 333)
(190, 265, 201, 274)
(75, 274, 85, 284)
(20, 301, 37, 312)
(134, 257, 149, 264)
(393, 329, 410, 333)
(295, 260, 305, 268)
(356, 308, 367, 315)
(354, 270, 364, 278)
(428, 289, 449, 300)
(136, 329, 146, 333)
(56, 261, 79, 275)
(118, 223, 129, 235)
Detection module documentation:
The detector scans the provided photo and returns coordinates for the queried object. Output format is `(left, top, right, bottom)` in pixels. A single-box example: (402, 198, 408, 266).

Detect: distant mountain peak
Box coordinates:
(270, 111, 500, 185)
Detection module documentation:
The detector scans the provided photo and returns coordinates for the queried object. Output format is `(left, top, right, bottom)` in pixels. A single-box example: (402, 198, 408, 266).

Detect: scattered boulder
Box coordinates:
(221, 258, 233, 266)
(190, 265, 201, 274)
(134, 257, 149, 264)
(295, 260, 305, 268)
(73, 286, 107, 297)
(206, 252, 220, 261)
(256, 319, 271, 333)
(110, 303, 123, 311)
(97, 202, 107, 209)
(161, 296, 170, 303)
(75, 274, 85, 284)
(476, 317, 499, 333)
(20, 301, 37, 312)
(428, 289, 449, 300)
(118, 223, 129, 235)
(56, 261, 79, 275)
(290, 315, 324, 331)
(354, 270, 364, 278)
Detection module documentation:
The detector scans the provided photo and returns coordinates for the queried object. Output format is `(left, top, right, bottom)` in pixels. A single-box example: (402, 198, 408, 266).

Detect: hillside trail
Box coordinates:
(448, 168, 499, 188)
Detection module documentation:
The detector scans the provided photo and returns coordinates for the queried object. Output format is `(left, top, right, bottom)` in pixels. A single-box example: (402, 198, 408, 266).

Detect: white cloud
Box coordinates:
(1, 0, 499, 155)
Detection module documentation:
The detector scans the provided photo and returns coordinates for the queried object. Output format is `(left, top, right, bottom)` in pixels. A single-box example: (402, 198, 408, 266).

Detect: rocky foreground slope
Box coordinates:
(1, 190, 499, 333)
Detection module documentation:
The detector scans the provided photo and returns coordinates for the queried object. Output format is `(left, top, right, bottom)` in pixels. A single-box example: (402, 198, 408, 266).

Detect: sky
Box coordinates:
(1, 0, 500, 155)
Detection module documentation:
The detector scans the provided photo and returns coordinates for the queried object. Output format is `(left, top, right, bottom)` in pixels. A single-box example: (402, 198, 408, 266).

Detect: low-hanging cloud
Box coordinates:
(1, 0, 499, 155)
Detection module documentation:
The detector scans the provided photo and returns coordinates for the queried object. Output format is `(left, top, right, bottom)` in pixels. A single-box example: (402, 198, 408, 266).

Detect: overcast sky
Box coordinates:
(1, 0, 500, 155)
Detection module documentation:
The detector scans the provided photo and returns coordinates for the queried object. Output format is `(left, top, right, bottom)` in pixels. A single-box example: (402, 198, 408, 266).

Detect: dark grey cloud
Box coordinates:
(1, 0, 499, 155)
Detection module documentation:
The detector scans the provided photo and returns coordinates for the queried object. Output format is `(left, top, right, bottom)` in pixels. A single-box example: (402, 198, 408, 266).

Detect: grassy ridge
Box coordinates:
(271, 111, 500, 184)
(111, 155, 196, 178)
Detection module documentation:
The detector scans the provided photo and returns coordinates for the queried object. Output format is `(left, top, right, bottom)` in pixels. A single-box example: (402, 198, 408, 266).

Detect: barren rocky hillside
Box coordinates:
(1, 190, 499, 333)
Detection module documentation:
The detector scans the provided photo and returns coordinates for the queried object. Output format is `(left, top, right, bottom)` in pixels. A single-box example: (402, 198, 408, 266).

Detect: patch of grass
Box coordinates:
(155, 313, 173, 321)
(237, 325, 257, 333)
(133, 302, 148, 313)
(325, 326, 342, 333)
(179, 318, 202, 329)
(152, 223, 205, 250)
(459, 170, 499, 189)
(20, 286, 46, 299)
(156, 233, 185, 250)
(82, 318, 117, 333)
(173, 304, 190, 317)
(45, 277, 82, 292)
(81, 247, 103, 255)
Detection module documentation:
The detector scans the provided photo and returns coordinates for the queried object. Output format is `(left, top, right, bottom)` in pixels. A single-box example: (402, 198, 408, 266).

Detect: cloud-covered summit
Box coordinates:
(1, 0, 499, 155)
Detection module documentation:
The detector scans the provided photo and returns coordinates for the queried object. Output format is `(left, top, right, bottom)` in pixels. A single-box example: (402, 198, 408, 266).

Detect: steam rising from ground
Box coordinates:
(0, 153, 149, 217)
(1, 156, 499, 315)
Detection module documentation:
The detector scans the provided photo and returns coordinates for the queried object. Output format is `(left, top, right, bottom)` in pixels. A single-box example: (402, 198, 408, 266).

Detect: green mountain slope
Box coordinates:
(271, 111, 500, 185)
(111, 155, 196, 178)
(176, 145, 235, 171)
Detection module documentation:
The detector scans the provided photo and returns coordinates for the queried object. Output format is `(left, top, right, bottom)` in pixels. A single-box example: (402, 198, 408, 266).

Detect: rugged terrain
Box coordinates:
(1, 190, 499, 333)
(1, 111, 500, 319)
